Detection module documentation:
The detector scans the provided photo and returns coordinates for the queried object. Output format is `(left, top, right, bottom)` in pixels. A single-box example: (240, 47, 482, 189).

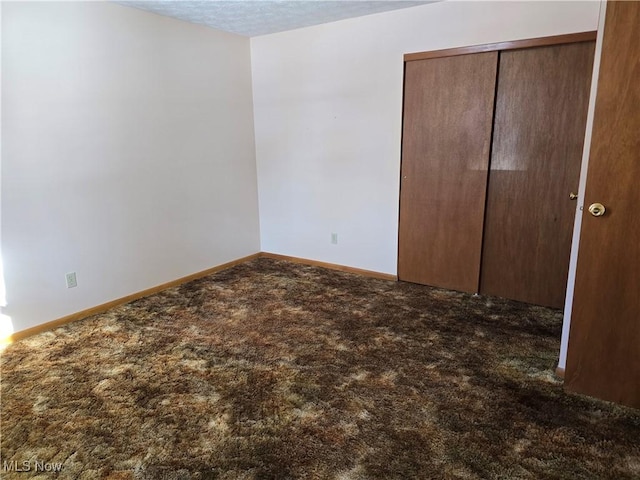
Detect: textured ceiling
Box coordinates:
(114, 1, 434, 37)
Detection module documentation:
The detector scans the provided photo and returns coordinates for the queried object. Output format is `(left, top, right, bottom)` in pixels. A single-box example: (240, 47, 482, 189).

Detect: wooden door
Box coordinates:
(565, 1, 640, 408)
(480, 42, 595, 308)
(398, 52, 497, 293)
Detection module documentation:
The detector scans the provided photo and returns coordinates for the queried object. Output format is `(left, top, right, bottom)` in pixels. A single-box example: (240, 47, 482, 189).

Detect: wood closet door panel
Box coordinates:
(565, 2, 640, 408)
(480, 42, 595, 308)
(398, 52, 497, 293)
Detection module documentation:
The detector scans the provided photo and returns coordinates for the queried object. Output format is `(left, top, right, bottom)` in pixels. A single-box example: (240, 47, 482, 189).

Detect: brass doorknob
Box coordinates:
(569, 192, 578, 200)
(588, 203, 606, 217)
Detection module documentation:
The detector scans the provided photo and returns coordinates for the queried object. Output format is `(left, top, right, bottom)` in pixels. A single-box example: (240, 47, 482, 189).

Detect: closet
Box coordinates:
(398, 34, 595, 308)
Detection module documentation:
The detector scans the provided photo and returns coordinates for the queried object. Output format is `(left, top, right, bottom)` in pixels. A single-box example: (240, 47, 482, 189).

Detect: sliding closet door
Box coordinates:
(398, 52, 497, 293)
(480, 42, 595, 308)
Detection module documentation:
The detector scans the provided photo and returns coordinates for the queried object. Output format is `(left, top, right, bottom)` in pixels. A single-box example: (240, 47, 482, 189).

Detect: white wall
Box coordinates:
(251, 1, 600, 275)
(2, 2, 260, 333)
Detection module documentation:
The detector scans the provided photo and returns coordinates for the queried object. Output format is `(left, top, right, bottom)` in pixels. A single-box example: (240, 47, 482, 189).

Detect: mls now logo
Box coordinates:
(3, 460, 63, 472)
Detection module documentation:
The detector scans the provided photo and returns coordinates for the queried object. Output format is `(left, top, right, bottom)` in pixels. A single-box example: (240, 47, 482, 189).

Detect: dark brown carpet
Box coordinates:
(1, 258, 639, 479)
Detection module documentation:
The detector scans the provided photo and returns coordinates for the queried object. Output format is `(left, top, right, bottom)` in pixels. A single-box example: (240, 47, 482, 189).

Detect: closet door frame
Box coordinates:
(404, 31, 596, 62)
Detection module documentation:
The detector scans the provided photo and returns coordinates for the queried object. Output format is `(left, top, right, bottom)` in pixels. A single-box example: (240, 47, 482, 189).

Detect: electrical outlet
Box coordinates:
(66, 272, 77, 289)
(331, 233, 338, 245)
